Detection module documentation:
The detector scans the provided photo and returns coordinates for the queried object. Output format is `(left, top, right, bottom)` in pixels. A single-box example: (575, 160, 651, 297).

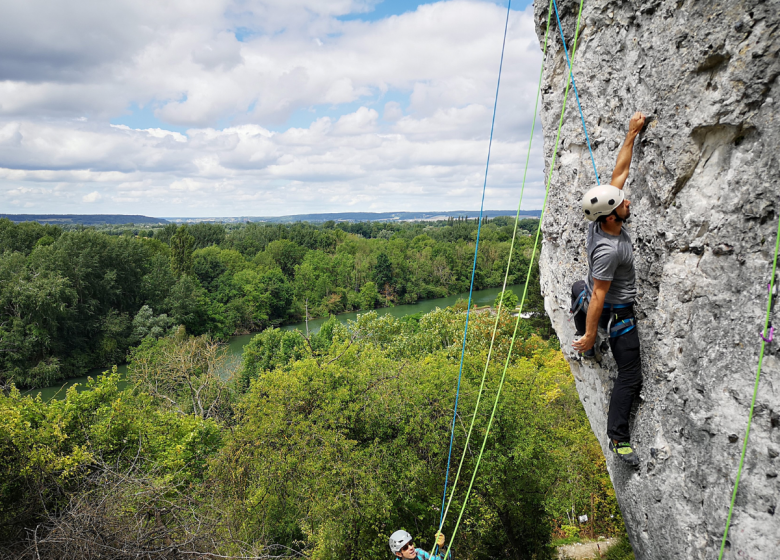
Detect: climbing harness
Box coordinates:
(433, 0, 593, 555)
(568, 287, 589, 320)
(718, 211, 780, 560)
(569, 288, 636, 338)
(606, 315, 635, 338)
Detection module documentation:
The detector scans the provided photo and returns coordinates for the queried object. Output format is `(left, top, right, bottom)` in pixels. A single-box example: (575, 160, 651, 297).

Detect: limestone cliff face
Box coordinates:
(533, 1, 780, 558)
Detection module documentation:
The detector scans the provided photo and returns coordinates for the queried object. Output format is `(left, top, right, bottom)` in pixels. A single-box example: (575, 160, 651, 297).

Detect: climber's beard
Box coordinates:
(615, 207, 631, 223)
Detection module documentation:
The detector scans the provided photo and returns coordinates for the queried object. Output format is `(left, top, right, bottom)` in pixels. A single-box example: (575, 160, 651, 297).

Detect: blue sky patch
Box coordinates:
(110, 103, 190, 134)
(338, 0, 531, 22)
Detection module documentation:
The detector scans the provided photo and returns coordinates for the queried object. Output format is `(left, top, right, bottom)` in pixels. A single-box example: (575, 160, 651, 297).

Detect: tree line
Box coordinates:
(0, 216, 545, 388)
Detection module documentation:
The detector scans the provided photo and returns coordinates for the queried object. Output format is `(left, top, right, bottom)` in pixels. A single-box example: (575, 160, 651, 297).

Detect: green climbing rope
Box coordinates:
(433, 0, 555, 537)
(718, 212, 780, 559)
(434, 0, 588, 554)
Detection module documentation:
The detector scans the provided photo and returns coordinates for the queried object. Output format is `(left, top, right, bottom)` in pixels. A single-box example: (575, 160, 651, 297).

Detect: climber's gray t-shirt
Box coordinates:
(586, 221, 636, 304)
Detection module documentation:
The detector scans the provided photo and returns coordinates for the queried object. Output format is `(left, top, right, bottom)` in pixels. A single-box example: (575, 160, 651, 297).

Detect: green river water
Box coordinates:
(25, 283, 522, 401)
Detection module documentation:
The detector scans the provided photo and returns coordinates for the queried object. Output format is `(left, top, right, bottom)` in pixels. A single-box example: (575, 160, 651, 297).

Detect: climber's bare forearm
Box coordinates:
(585, 291, 604, 338)
(610, 111, 646, 189)
(573, 279, 610, 352)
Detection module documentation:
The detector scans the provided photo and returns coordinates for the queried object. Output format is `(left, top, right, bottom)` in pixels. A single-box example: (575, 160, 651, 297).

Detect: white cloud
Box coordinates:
(0, 0, 550, 216)
(82, 191, 102, 202)
(383, 102, 403, 122)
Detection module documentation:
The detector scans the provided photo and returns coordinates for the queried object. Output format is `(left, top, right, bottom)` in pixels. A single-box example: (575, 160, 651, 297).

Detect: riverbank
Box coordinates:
(25, 283, 524, 401)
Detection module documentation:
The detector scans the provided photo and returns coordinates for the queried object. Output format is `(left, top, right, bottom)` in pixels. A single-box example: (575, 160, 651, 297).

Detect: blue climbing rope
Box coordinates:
(551, 0, 600, 185)
(438, 0, 513, 535)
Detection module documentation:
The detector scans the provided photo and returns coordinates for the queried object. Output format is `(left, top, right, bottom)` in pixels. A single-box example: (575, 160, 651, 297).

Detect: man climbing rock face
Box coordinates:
(571, 111, 646, 467)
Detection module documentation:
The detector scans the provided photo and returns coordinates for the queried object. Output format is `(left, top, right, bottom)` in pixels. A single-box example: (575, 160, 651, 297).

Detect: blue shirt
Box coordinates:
(414, 547, 451, 560)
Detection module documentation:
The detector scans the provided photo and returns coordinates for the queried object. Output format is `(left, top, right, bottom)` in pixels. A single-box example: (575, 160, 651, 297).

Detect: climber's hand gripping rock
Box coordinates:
(628, 111, 646, 135)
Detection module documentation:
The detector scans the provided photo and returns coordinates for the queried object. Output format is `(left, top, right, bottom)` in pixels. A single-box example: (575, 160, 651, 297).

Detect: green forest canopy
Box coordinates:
(0, 217, 545, 388)
(0, 306, 623, 559)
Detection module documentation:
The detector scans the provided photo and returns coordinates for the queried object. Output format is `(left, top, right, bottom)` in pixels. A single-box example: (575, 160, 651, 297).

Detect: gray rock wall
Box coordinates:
(533, 1, 780, 558)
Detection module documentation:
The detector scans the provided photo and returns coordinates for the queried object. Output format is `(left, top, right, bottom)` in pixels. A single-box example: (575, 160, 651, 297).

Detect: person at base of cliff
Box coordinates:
(571, 111, 647, 468)
(389, 530, 450, 560)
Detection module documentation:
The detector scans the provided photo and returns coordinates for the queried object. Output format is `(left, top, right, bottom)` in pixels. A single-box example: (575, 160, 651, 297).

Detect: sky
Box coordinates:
(0, 0, 546, 218)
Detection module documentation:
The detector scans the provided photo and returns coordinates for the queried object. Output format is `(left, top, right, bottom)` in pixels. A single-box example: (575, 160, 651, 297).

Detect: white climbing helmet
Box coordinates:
(389, 530, 413, 554)
(581, 184, 625, 221)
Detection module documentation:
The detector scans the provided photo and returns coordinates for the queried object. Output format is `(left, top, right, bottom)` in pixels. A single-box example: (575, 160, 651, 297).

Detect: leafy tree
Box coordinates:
(494, 288, 519, 311)
(373, 252, 394, 289)
(188, 222, 226, 249)
(265, 239, 306, 278)
(0, 371, 224, 548)
(154, 223, 179, 244)
(260, 269, 294, 322)
(141, 253, 176, 311)
(0, 219, 62, 255)
(0, 252, 76, 386)
(128, 334, 235, 420)
(359, 281, 379, 310)
(170, 226, 195, 277)
(165, 275, 213, 335)
(193, 247, 229, 292)
(236, 328, 308, 389)
(130, 305, 173, 342)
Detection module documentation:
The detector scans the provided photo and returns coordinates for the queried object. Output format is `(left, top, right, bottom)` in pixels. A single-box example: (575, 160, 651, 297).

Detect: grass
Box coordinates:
(603, 535, 635, 560)
(554, 534, 635, 560)
(552, 535, 592, 546)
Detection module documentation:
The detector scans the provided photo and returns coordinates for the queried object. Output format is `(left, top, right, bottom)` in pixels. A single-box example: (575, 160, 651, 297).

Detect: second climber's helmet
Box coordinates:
(581, 184, 625, 221)
(389, 530, 413, 554)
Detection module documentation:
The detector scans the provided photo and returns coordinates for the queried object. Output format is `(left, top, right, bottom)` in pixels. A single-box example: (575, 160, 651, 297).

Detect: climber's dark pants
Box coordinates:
(571, 280, 642, 443)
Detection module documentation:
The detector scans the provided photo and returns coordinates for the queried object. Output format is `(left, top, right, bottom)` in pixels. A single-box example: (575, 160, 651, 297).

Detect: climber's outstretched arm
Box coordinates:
(610, 112, 646, 189)
(572, 279, 611, 352)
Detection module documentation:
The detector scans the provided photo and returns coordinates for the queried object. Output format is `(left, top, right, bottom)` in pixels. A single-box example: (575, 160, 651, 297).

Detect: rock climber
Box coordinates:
(389, 530, 450, 560)
(571, 111, 647, 467)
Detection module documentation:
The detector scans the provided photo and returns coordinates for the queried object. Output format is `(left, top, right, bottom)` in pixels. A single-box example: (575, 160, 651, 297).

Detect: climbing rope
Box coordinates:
(437, 0, 512, 538)
(551, 0, 600, 185)
(434, 0, 555, 537)
(432, 0, 589, 555)
(718, 212, 780, 559)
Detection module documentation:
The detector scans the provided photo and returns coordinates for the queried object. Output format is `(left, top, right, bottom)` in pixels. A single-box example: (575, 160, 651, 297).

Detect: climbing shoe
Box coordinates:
(609, 440, 640, 467)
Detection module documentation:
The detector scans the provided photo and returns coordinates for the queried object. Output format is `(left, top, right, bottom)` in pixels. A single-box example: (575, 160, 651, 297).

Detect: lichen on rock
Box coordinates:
(533, 1, 780, 558)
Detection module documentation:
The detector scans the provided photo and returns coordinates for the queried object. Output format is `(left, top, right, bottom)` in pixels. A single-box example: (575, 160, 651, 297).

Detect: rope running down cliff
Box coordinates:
(436, 0, 513, 545)
(433, 0, 555, 546)
(718, 212, 780, 559)
(432, 0, 590, 555)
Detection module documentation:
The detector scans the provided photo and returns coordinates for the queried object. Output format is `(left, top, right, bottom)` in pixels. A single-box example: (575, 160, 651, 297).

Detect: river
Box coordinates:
(26, 283, 523, 401)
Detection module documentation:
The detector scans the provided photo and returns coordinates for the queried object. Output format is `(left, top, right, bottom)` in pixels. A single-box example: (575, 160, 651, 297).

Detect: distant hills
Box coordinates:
(0, 214, 170, 225)
(1, 210, 541, 226)
(166, 210, 542, 224)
